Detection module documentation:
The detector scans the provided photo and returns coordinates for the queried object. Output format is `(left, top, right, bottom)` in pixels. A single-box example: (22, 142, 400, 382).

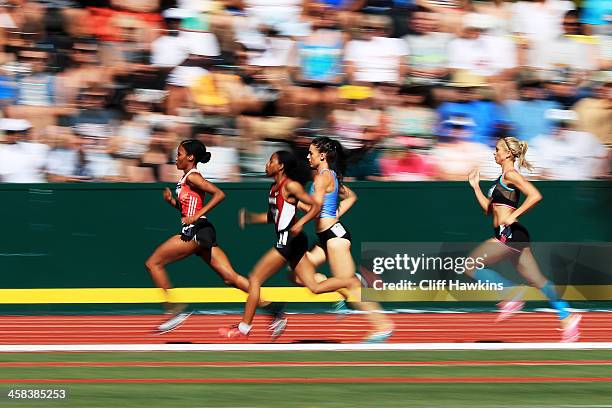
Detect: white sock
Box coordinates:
(238, 322, 252, 335)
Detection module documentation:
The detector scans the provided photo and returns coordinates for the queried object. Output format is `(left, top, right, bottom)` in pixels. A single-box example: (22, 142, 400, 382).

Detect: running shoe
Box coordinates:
(268, 313, 288, 340)
(559, 314, 582, 343)
(495, 300, 525, 322)
(333, 272, 364, 318)
(218, 325, 249, 340)
(157, 311, 193, 333)
(333, 300, 350, 318)
(363, 329, 394, 344)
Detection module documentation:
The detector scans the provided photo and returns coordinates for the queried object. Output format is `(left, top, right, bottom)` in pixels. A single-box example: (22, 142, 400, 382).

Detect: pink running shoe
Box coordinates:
(218, 325, 249, 340)
(559, 314, 582, 343)
(495, 300, 525, 322)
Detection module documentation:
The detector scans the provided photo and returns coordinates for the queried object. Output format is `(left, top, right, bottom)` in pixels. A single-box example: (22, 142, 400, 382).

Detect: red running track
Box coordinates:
(0, 313, 610, 344)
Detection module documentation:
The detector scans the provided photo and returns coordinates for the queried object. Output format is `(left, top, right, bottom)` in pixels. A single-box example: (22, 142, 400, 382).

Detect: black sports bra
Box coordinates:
(487, 171, 520, 209)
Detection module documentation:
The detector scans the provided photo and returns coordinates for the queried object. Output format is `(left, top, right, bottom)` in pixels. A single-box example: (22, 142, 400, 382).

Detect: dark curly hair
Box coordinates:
(275, 150, 310, 186)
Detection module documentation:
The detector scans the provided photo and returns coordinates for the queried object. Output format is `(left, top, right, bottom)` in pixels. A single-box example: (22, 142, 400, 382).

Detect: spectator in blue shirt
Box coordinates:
(580, 0, 612, 34)
(437, 80, 508, 146)
(504, 80, 561, 142)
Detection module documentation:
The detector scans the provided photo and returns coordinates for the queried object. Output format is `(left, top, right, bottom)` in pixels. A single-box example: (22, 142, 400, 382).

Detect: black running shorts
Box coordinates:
(274, 231, 308, 265)
(314, 222, 352, 251)
(180, 218, 218, 249)
(494, 222, 530, 252)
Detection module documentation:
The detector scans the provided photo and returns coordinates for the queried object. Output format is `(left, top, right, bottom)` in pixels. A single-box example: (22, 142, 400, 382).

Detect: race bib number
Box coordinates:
(277, 231, 289, 248)
(331, 223, 347, 238)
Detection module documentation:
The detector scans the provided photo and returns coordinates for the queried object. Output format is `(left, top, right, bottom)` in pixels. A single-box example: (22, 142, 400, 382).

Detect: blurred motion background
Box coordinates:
(0, 0, 608, 183)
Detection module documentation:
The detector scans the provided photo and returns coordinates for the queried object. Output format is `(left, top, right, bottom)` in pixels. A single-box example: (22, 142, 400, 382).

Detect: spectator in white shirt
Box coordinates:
(530, 109, 608, 180)
(194, 125, 240, 182)
(151, 9, 193, 68)
(344, 14, 409, 85)
(530, 10, 599, 72)
(152, 8, 220, 70)
(0, 119, 49, 183)
(512, 0, 575, 68)
(448, 13, 517, 79)
(512, 0, 575, 44)
(164, 30, 221, 115)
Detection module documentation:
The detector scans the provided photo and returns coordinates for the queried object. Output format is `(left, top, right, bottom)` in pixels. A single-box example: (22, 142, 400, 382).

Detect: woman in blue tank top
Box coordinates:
(303, 136, 395, 343)
(466, 136, 581, 342)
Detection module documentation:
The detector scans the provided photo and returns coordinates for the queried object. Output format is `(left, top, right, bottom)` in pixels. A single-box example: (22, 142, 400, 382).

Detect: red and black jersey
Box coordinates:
(268, 177, 297, 234)
(176, 168, 205, 218)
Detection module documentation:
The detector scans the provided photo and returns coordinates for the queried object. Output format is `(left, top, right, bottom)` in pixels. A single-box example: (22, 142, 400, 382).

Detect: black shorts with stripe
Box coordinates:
(274, 230, 308, 265)
(180, 218, 218, 249)
(494, 222, 530, 252)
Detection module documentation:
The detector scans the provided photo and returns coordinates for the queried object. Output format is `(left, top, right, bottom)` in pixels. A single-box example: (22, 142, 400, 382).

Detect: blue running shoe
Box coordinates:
(333, 300, 350, 318)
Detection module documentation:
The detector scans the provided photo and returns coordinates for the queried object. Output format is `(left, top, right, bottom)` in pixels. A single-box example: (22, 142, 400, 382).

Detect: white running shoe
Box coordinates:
(269, 314, 288, 340)
(157, 311, 193, 333)
(364, 329, 394, 344)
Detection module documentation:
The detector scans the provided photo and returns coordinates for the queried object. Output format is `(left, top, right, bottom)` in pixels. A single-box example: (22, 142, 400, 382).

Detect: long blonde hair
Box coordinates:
(502, 137, 533, 171)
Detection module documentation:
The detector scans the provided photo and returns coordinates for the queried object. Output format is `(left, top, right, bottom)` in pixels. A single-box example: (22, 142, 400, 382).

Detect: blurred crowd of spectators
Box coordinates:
(0, 0, 609, 182)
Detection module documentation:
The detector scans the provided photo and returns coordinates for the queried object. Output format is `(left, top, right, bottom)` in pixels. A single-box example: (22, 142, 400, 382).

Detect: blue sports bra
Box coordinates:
(310, 168, 339, 219)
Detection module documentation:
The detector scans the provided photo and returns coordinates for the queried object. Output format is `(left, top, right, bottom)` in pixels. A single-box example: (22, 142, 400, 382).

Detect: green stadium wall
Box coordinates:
(0, 181, 610, 313)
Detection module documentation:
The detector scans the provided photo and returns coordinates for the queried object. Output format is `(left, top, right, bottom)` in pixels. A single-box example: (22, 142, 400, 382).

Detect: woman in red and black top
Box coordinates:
(219, 151, 361, 339)
(145, 139, 264, 333)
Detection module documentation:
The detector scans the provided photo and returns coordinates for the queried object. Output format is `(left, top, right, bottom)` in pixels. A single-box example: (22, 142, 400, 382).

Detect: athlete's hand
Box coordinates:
(499, 215, 517, 227)
(468, 169, 480, 189)
(163, 188, 173, 203)
(289, 224, 303, 237)
(238, 208, 246, 230)
(182, 215, 197, 226)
